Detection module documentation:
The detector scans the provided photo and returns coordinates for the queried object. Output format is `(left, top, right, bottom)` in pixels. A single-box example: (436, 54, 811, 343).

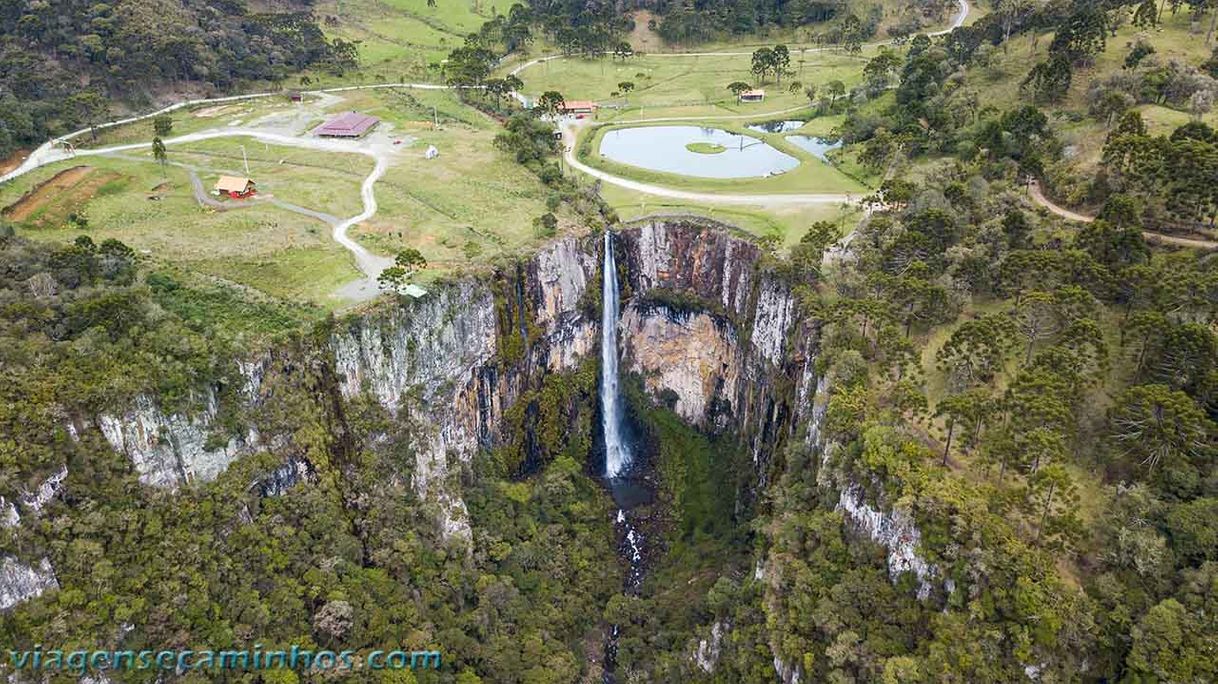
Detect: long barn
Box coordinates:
(313, 112, 380, 138)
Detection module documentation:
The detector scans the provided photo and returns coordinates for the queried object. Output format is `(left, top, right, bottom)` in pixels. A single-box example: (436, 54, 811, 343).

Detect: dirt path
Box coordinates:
(1028, 179, 1218, 250)
(37, 129, 401, 303)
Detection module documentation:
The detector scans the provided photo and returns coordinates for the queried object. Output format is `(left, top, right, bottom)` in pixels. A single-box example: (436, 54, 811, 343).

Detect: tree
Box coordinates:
(772, 44, 791, 85)
(617, 81, 635, 103)
(377, 248, 428, 293)
(826, 80, 846, 110)
(1132, 0, 1158, 27)
(936, 314, 1019, 389)
(613, 41, 634, 61)
(1023, 55, 1072, 102)
(1013, 291, 1063, 363)
(1024, 463, 1081, 548)
(789, 220, 838, 280)
(153, 115, 173, 138)
(444, 45, 496, 86)
(862, 49, 902, 93)
(1091, 88, 1134, 127)
(804, 84, 818, 107)
(1108, 384, 1214, 475)
(534, 91, 566, 119)
(935, 391, 990, 465)
(151, 137, 167, 176)
(533, 212, 558, 237)
(1126, 599, 1218, 682)
(751, 47, 774, 83)
(727, 81, 753, 98)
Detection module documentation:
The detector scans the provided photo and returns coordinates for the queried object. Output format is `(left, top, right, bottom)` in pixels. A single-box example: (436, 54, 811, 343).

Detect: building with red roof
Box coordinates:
(313, 112, 380, 138)
(558, 100, 598, 115)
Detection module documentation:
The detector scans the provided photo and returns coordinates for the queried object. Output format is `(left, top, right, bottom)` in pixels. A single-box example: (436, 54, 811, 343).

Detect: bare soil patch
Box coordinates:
(0, 148, 29, 176)
(3, 165, 126, 227)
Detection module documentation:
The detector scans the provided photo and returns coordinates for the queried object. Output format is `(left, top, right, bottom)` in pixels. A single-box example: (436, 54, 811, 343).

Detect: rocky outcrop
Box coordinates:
(836, 485, 938, 599)
(619, 309, 741, 426)
(616, 219, 809, 475)
(332, 281, 498, 540)
(0, 498, 18, 528)
(257, 457, 314, 497)
(97, 393, 258, 489)
(20, 465, 67, 513)
(89, 354, 269, 490)
(621, 219, 759, 319)
(0, 556, 57, 611)
(693, 619, 728, 674)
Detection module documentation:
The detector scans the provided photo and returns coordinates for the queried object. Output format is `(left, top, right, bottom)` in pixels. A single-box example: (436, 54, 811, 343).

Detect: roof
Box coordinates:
(313, 112, 380, 137)
(560, 100, 598, 110)
(214, 176, 254, 192)
(740, 89, 765, 97)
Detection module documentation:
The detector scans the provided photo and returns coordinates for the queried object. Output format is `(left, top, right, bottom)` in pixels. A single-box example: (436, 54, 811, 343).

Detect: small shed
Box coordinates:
(214, 176, 256, 199)
(739, 89, 766, 103)
(313, 112, 380, 138)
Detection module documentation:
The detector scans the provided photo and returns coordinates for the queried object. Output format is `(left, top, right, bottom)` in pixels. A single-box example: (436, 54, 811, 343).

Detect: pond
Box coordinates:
(597, 125, 800, 179)
(747, 120, 807, 133)
(785, 135, 842, 162)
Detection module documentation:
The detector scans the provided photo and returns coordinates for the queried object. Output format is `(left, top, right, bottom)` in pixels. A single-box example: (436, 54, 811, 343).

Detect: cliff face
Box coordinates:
(13, 221, 813, 613)
(330, 239, 600, 539)
(617, 219, 813, 471)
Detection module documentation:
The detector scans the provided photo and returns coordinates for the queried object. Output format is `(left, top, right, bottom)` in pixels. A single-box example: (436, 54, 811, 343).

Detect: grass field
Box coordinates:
(576, 120, 872, 194)
(2, 88, 571, 305)
(171, 138, 371, 218)
(509, 51, 867, 122)
(303, 0, 504, 85)
(0, 156, 362, 308)
(76, 97, 303, 150)
(319, 89, 571, 266)
(599, 184, 859, 247)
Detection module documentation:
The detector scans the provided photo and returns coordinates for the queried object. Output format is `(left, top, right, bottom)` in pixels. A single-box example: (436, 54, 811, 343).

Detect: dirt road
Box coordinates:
(1028, 179, 1217, 250)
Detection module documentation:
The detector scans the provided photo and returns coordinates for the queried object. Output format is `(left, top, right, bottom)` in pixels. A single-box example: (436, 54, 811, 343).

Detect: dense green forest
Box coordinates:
(0, 0, 356, 157)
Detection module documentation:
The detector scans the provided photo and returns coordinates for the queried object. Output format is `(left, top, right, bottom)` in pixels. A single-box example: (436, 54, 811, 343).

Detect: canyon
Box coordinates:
(2, 219, 940, 682)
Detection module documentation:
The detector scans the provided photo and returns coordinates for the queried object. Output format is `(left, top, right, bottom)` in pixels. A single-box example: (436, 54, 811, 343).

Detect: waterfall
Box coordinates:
(602, 231, 631, 478)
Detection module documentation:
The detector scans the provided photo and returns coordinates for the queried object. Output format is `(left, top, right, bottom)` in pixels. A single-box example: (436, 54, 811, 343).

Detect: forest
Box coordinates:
(0, 0, 356, 158)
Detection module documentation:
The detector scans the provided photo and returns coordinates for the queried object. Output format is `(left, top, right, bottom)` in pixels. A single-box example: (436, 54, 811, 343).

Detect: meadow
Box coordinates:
(0, 156, 362, 308)
(509, 50, 868, 122)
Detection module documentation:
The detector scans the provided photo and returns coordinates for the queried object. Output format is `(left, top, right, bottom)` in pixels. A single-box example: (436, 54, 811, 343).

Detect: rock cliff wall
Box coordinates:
(617, 219, 812, 473)
(13, 220, 814, 612)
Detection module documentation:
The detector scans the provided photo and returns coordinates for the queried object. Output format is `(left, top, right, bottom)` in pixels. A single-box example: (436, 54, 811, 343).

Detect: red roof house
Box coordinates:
(313, 112, 380, 138)
(558, 100, 598, 115)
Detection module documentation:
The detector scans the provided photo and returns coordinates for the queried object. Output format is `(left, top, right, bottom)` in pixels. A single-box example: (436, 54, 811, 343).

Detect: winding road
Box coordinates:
(1028, 179, 1217, 249)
